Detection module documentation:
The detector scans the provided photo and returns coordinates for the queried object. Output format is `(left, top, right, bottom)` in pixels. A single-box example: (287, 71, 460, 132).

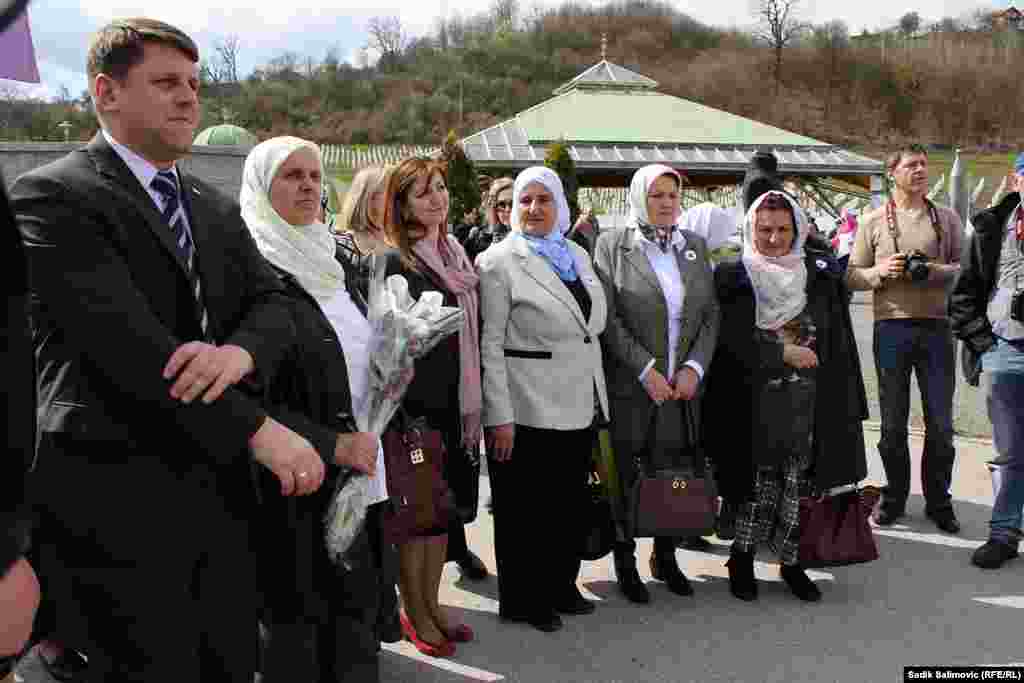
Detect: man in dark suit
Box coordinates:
(10, 18, 326, 682)
(1, 177, 40, 683)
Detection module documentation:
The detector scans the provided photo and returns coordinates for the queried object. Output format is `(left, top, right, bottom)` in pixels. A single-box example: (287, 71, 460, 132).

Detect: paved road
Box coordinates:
(381, 428, 1018, 683)
(14, 428, 1010, 683)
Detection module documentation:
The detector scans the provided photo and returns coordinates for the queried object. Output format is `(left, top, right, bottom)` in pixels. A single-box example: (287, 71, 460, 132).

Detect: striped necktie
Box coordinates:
(150, 170, 209, 336)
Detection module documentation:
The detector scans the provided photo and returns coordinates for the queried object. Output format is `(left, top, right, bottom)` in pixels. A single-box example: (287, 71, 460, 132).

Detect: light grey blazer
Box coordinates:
(593, 227, 720, 464)
(477, 232, 609, 431)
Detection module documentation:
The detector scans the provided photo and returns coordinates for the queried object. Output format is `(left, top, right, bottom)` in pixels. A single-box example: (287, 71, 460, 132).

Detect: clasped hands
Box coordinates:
(643, 366, 699, 405)
(163, 341, 377, 497)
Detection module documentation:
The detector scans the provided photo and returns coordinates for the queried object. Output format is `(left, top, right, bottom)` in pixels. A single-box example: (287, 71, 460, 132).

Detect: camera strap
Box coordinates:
(885, 198, 942, 255)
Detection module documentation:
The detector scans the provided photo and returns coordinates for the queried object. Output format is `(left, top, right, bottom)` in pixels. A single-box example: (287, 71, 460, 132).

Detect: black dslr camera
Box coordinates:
(903, 250, 930, 282)
(1011, 291, 1024, 323)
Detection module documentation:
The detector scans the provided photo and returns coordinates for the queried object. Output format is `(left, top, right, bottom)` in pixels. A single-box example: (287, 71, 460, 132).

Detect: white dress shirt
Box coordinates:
(102, 130, 191, 233)
(634, 228, 705, 384)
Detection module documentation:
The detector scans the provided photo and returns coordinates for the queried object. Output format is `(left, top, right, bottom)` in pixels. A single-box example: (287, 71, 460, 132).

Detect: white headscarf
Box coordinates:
(627, 164, 683, 228)
(240, 136, 346, 304)
(510, 166, 571, 235)
(682, 202, 738, 252)
(741, 190, 810, 331)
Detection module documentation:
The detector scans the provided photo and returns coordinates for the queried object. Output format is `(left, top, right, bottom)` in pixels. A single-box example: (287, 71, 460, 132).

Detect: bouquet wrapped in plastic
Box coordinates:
(325, 256, 464, 567)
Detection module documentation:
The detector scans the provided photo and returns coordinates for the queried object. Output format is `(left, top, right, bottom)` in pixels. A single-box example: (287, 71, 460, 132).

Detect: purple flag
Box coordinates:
(0, 9, 40, 83)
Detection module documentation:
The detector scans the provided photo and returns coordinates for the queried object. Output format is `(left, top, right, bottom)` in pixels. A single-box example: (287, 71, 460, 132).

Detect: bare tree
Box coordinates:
(898, 11, 921, 38)
(214, 36, 241, 83)
(490, 0, 518, 31)
(366, 16, 409, 71)
(752, 0, 808, 96)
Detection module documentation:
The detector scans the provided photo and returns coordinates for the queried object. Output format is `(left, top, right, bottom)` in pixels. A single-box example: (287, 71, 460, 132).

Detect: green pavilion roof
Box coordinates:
(193, 124, 257, 147)
(460, 58, 881, 184)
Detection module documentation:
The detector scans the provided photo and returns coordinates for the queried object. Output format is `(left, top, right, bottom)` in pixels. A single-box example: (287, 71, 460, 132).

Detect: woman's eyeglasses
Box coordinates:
(494, 201, 513, 210)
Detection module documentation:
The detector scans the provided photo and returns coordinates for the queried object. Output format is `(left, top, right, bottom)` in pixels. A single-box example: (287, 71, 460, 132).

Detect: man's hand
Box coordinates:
(486, 423, 515, 462)
(783, 344, 819, 369)
(163, 342, 255, 404)
(335, 433, 378, 475)
(0, 557, 40, 658)
(643, 369, 673, 405)
(878, 252, 907, 281)
(671, 367, 700, 401)
(249, 417, 325, 496)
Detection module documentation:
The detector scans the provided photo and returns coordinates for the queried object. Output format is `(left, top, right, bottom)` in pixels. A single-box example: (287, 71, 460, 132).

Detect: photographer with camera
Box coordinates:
(950, 154, 1024, 569)
(847, 143, 963, 533)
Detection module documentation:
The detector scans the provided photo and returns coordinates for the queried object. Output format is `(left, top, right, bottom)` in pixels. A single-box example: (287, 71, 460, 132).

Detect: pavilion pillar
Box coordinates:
(870, 174, 885, 208)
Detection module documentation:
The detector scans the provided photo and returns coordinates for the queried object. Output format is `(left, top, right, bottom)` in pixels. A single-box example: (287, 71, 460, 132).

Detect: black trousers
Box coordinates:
(30, 438, 258, 683)
(488, 424, 589, 618)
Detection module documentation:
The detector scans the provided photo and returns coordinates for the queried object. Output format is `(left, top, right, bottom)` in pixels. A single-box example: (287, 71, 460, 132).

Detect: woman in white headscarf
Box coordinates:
(477, 166, 609, 633)
(703, 190, 868, 604)
(593, 164, 720, 605)
(240, 136, 397, 682)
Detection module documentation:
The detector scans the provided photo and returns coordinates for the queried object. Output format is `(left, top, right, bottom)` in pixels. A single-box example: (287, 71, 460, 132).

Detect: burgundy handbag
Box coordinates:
(798, 486, 881, 569)
(380, 413, 454, 545)
(630, 405, 717, 539)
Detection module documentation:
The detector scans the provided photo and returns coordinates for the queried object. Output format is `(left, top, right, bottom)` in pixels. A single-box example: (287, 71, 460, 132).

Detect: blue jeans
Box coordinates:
(982, 339, 1024, 546)
(873, 319, 956, 515)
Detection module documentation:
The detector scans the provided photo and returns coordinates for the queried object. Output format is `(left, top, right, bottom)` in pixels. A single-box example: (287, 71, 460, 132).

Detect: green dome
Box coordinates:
(193, 124, 257, 147)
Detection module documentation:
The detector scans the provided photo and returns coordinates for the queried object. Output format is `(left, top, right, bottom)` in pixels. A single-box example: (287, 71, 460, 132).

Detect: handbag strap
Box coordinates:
(639, 403, 707, 479)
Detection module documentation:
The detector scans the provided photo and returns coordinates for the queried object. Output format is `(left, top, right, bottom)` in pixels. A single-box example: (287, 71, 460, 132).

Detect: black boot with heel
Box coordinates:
(613, 545, 650, 604)
(726, 548, 758, 601)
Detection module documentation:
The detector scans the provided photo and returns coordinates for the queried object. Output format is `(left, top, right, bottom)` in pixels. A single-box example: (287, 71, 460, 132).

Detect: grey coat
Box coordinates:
(594, 227, 720, 471)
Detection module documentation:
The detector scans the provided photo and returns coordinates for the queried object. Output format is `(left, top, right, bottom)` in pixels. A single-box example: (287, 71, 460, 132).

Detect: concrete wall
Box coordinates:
(0, 141, 251, 200)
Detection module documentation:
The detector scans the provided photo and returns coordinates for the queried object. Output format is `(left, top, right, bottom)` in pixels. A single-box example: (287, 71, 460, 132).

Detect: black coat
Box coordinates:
(2, 178, 33, 576)
(949, 192, 1020, 386)
(703, 247, 868, 501)
(256, 262, 377, 624)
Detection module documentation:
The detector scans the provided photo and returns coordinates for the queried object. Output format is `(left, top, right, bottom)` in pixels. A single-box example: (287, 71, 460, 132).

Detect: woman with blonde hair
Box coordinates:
(464, 177, 514, 262)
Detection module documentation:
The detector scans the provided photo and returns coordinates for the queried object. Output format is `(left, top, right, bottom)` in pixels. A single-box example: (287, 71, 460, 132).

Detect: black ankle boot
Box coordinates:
(650, 541, 693, 596)
(614, 548, 650, 604)
(726, 549, 758, 601)
(780, 564, 821, 602)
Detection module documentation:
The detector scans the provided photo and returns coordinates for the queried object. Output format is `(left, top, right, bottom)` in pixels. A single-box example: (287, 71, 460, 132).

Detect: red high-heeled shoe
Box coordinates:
(442, 623, 475, 643)
(400, 612, 456, 658)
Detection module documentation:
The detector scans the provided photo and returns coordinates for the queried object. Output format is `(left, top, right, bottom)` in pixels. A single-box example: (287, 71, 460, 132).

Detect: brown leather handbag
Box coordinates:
(630, 404, 717, 538)
(798, 485, 881, 568)
(380, 412, 454, 545)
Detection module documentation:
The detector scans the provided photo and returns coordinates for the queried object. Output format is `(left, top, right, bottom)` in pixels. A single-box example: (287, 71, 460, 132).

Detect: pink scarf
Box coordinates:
(412, 234, 482, 449)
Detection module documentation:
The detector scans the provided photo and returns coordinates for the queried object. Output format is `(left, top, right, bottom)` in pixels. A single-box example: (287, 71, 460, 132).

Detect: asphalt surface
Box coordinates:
(380, 428, 1016, 683)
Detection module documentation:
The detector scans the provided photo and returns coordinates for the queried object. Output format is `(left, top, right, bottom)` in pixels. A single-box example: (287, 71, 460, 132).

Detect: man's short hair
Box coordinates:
(886, 143, 929, 174)
(87, 18, 198, 87)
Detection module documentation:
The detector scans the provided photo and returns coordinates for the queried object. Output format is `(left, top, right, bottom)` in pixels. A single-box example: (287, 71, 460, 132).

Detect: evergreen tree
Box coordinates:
(544, 140, 579, 223)
(439, 130, 482, 227)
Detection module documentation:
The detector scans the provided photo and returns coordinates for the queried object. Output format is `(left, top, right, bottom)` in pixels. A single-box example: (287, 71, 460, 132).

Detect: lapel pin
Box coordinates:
(816, 259, 827, 270)
(192, 186, 201, 196)
(684, 249, 697, 261)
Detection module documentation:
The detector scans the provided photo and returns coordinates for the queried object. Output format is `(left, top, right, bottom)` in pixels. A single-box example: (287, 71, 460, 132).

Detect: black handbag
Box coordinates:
(445, 443, 481, 525)
(630, 403, 717, 538)
(579, 427, 617, 561)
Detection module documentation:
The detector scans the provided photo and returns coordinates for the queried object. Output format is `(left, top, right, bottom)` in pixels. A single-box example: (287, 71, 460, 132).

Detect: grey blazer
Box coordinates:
(478, 232, 609, 431)
(594, 227, 720, 465)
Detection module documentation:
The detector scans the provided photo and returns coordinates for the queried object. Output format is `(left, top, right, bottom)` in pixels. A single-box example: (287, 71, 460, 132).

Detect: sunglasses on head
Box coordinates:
(495, 201, 513, 210)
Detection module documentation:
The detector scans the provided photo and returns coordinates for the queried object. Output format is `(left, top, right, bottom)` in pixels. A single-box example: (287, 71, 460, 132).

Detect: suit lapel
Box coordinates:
(513, 235, 588, 331)
(673, 236, 699, 306)
(88, 135, 193, 278)
(622, 230, 667, 309)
